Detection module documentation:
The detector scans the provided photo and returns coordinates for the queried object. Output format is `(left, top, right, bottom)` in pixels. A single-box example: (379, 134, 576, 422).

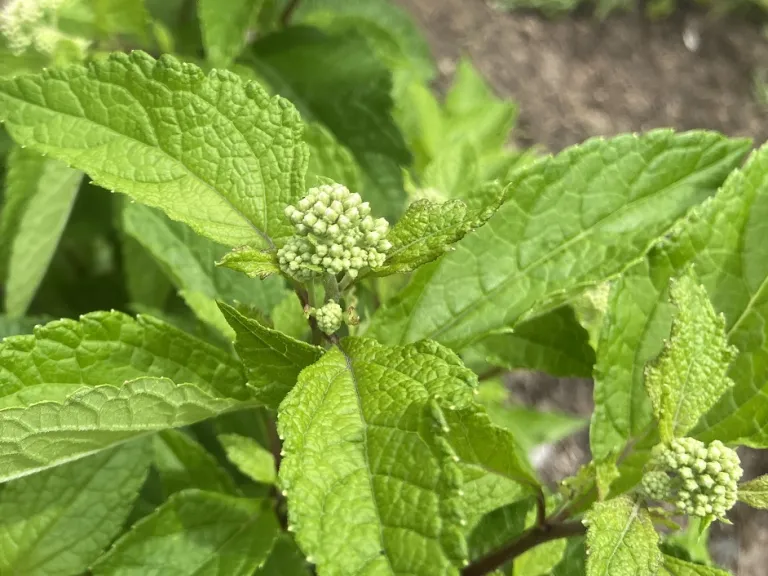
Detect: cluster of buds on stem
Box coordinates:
(306, 301, 343, 335)
(277, 183, 391, 282)
(641, 437, 742, 521)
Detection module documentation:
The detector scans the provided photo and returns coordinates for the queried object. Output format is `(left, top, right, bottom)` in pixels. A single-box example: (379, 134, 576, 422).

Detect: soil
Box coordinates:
(393, 0, 768, 573)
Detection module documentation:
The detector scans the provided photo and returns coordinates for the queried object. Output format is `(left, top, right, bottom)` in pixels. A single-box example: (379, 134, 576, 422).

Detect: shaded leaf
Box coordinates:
(220, 433, 276, 485)
(738, 474, 768, 509)
(0, 440, 151, 576)
(93, 490, 279, 576)
(199, 0, 265, 67)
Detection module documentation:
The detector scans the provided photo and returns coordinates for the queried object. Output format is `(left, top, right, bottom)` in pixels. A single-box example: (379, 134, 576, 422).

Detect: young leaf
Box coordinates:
(663, 555, 732, 576)
(645, 268, 737, 441)
(219, 302, 323, 409)
(443, 57, 518, 156)
(92, 490, 279, 576)
(515, 539, 567, 576)
(60, 0, 150, 40)
(1, 147, 83, 316)
(271, 293, 309, 340)
(278, 338, 477, 575)
(293, 0, 435, 81)
(443, 407, 538, 528)
(664, 144, 768, 447)
(0, 377, 249, 483)
(219, 433, 276, 485)
(199, 0, 265, 68)
(367, 131, 751, 349)
(123, 203, 287, 334)
(0, 51, 308, 248)
(467, 306, 596, 378)
(216, 246, 280, 279)
(590, 253, 675, 467)
(0, 311, 248, 406)
(737, 474, 768, 509)
(153, 429, 240, 497)
(375, 183, 503, 276)
(584, 496, 662, 576)
(249, 27, 410, 218)
(0, 440, 151, 576)
(255, 534, 310, 576)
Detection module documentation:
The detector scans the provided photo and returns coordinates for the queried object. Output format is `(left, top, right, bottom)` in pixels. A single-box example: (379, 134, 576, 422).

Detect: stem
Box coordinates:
(280, 0, 301, 27)
(292, 282, 323, 345)
(339, 273, 355, 292)
(461, 519, 586, 576)
(535, 488, 547, 528)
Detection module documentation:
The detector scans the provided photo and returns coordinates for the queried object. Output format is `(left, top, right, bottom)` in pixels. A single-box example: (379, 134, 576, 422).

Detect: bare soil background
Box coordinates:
(393, 0, 768, 573)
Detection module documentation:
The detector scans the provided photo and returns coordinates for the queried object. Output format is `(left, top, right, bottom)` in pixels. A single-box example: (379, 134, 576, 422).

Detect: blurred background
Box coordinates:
(392, 1, 768, 573)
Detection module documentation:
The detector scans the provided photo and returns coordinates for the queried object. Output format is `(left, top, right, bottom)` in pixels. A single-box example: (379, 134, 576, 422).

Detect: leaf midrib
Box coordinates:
(0, 82, 275, 248)
(424, 142, 722, 344)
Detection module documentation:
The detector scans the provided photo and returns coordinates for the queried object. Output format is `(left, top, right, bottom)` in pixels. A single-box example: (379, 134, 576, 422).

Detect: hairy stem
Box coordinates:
(461, 519, 586, 576)
(325, 274, 341, 303)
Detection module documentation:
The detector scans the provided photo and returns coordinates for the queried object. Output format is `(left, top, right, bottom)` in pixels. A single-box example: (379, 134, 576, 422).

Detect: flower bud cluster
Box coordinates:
(277, 183, 391, 282)
(309, 301, 343, 335)
(642, 438, 742, 520)
(0, 0, 85, 56)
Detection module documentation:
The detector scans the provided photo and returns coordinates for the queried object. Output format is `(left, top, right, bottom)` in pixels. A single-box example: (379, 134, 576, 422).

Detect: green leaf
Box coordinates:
(123, 203, 287, 335)
(468, 306, 596, 378)
(0, 440, 151, 576)
(216, 246, 280, 279)
(255, 534, 310, 576)
(121, 234, 173, 309)
(645, 268, 737, 441)
(737, 474, 768, 509)
(1, 147, 82, 315)
(515, 538, 567, 576)
(551, 537, 587, 576)
(0, 310, 248, 406)
(220, 301, 322, 409)
(200, 0, 264, 67)
(443, 58, 518, 156)
(467, 498, 531, 561)
(293, 0, 435, 81)
(93, 490, 279, 576)
(220, 433, 276, 485)
(278, 338, 477, 575)
(376, 183, 503, 276)
(663, 555, 731, 576)
(0, 377, 250, 483)
(0, 49, 48, 79)
(443, 407, 538, 530)
(584, 496, 662, 576)
(250, 27, 410, 219)
(303, 122, 362, 191)
(153, 429, 239, 497)
(367, 131, 751, 349)
(271, 293, 309, 340)
(0, 51, 308, 248)
(590, 253, 675, 467)
(665, 144, 768, 447)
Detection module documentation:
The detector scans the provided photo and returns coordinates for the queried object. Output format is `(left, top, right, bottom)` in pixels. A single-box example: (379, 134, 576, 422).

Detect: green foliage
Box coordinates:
(1, 147, 82, 316)
(645, 269, 737, 442)
(92, 490, 279, 575)
(584, 496, 662, 576)
(0, 440, 151, 575)
(737, 474, 768, 509)
(0, 2, 765, 573)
